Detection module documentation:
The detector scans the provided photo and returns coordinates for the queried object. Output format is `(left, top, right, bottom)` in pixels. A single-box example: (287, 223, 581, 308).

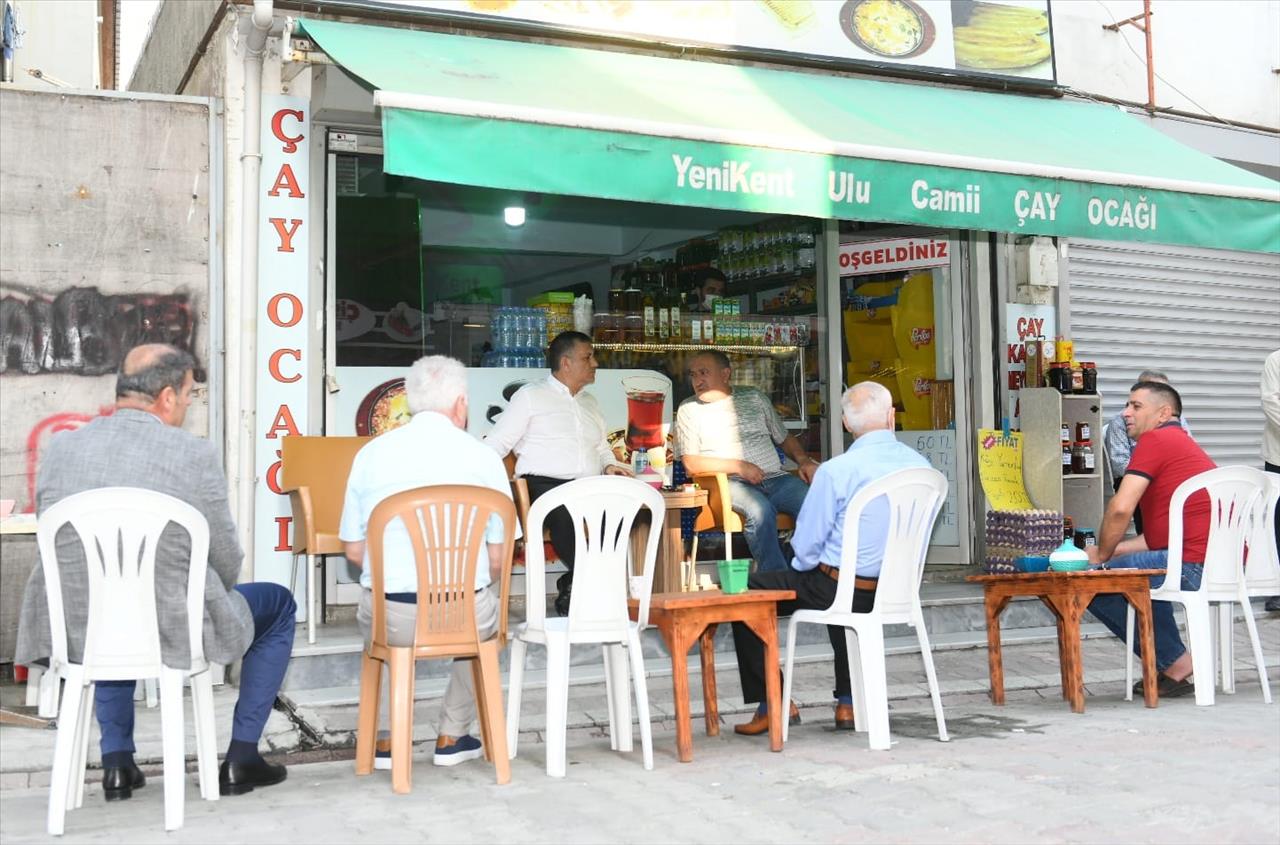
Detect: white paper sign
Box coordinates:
(894, 429, 959, 546)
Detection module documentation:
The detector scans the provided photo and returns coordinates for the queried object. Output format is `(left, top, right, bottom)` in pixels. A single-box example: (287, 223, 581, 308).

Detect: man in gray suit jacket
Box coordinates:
(15, 344, 296, 800)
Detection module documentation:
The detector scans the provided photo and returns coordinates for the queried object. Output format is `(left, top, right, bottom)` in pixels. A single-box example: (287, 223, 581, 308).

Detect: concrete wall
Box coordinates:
(0, 88, 216, 512)
(1053, 1, 1280, 129)
(128, 0, 222, 94)
(8, 0, 100, 90)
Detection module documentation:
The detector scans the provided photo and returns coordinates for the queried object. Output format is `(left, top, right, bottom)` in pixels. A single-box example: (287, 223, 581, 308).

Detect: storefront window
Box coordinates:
(328, 149, 828, 462)
(839, 230, 961, 550)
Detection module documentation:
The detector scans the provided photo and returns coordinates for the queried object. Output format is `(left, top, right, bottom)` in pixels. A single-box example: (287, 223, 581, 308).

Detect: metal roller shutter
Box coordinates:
(1067, 240, 1280, 467)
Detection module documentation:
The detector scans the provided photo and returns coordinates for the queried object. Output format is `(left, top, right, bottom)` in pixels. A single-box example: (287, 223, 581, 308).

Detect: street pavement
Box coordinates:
(1, 617, 1278, 843)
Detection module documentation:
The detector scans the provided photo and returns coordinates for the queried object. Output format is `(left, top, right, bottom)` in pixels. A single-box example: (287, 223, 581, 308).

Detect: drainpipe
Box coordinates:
(237, 0, 273, 580)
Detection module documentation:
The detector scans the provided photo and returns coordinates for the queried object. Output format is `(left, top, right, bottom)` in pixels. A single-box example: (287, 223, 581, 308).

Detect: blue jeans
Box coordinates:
(725, 474, 809, 573)
(1086, 550, 1202, 672)
(96, 583, 296, 756)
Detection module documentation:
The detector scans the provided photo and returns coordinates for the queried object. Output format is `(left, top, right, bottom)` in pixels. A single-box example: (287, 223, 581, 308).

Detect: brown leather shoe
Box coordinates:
(834, 703, 856, 730)
(734, 701, 801, 736)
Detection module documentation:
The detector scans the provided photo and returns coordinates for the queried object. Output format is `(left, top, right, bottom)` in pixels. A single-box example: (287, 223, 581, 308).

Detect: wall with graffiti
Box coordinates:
(0, 89, 215, 512)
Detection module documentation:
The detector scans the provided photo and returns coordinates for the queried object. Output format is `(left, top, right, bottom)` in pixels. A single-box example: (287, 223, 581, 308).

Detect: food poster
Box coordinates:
(329, 365, 675, 480)
(843, 271, 937, 430)
(976, 429, 1034, 510)
(399, 1, 1055, 83)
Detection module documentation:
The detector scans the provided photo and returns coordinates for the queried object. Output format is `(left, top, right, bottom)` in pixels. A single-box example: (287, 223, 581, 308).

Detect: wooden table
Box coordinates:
(631, 488, 708, 595)
(967, 569, 1162, 713)
(630, 589, 794, 762)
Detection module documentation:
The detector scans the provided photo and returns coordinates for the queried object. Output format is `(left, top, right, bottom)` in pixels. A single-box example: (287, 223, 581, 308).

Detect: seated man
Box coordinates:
(341, 355, 518, 766)
(686, 267, 727, 313)
(484, 331, 631, 615)
(15, 344, 295, 799)
(676, 349, 818, 572)
(731, 382, 929, 734)
(1086, 380, 1215, 698)
(1103, 369, 1192, 534)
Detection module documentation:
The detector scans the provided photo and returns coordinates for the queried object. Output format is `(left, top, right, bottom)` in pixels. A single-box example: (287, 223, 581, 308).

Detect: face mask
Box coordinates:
(703, 293, 720, 308)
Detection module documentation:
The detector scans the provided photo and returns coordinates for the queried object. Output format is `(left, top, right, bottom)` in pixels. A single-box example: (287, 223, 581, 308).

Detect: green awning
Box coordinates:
(297, 18, 1280, 254)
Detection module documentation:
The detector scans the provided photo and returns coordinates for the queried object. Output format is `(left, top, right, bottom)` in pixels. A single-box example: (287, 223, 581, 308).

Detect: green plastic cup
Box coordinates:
(717, 559, 751, 594)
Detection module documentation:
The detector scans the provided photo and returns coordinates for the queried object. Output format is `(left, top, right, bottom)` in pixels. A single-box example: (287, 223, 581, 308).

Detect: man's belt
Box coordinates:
(815, 563, 878, 591)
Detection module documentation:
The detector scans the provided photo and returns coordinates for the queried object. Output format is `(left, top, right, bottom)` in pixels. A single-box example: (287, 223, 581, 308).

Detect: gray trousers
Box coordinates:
(357, 586, 499, 738)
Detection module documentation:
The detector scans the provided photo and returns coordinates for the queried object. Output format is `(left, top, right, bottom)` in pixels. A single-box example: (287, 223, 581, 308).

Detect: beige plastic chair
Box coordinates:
(353, 485, 517, 794)
(279, 435, 370, 643)
(692, 471, 796, 562)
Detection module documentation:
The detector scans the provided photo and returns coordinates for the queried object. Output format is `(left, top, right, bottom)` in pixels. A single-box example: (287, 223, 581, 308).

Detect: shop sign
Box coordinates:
(384, 110, 1280, 254)
(839, 236, 950, 276)
(389, 0, 1057, 86)
(254, 95, 311, 593)
(1004, 303, 1055, 427)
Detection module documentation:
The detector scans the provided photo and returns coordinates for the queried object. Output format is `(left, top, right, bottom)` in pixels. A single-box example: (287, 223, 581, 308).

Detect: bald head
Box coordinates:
(116, 344, 196, 427)
(842, 381, 895, 436)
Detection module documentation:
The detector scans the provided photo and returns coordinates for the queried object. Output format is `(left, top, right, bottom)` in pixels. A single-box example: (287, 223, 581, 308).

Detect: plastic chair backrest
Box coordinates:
(834, 467, 947, 623)
(280, 435, 370, 549)
(366, 485, 517, 651)
(1245, 472, 1280, 592)
(524, 476, 664, 633)
(36, 487, 210, 679)
(1166, 465, 1266, 596)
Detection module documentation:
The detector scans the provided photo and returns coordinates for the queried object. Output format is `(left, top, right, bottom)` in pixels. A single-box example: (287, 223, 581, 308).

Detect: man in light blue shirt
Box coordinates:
(340, 355, 518, 768)
(730, 381, 929, 736)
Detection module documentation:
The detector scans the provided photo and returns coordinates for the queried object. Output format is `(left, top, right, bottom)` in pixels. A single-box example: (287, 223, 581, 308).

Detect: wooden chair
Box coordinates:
(502, 453, 532, 541)
(353, 485, 517, 794)
(691, 472, 796, 562)
(279, 435, 370, 644)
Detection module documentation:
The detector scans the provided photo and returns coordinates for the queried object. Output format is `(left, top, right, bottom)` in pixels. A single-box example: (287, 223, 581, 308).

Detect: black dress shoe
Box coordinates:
(554, 574, 572, 617)
(1265, 596, 1280, 613)
(219, 758, 287, 796)
(102, 763, 146, 802)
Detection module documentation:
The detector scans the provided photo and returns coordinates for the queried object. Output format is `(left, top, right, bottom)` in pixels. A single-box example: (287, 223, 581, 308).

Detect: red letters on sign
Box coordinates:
(269, 348, 302, 383)
(274, 516, 293, 552)
(269, 218, 303, 253)
(265, 404, 300, 439)
(267, 164, 305, 199)
(266, 448, 284, 495)
(267, 293, 303, 328)
(271, 109, 305, 154)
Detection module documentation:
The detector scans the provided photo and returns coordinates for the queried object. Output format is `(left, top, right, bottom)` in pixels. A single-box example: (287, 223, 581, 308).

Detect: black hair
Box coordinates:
(692, 348, 732, 371)
(116, 345, 195, 400)
(1131, 380, 1183, 417)
(694, 267, 727, 290)
(547, 331, 592, 372)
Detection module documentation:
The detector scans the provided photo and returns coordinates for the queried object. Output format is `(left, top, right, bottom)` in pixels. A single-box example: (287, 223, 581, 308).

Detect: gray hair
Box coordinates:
(405, 355, 467, 416)
(841, 381, 893, 436)
(1138, 369, 1169, 383)
(116, 345, 195, 400)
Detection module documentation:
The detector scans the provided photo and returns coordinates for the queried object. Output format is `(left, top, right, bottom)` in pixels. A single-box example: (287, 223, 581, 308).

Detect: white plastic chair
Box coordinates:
(1123, 466, 1271, 706)
(506, 476, 664, 777)
(781, 467, 950, 751)
(1216, 472, 1280, 694)
(38, 487, 220, 835)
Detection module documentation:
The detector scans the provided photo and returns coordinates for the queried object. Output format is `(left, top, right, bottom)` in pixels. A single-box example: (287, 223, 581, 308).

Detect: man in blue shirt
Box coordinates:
(731, 381, 930, 735)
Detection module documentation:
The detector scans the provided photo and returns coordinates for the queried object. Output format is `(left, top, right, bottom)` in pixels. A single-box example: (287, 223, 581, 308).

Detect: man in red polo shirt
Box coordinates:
(1085, 380, 1215, 698)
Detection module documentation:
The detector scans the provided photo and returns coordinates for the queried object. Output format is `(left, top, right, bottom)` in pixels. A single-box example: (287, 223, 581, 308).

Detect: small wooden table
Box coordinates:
(967, 569, 1162, 713)
(630, 589, 795, 762)
(631, 488, 709, 594)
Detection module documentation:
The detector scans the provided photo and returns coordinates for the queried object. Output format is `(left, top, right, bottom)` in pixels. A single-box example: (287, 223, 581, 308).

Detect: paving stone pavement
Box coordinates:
(1, 616, 1277, 843)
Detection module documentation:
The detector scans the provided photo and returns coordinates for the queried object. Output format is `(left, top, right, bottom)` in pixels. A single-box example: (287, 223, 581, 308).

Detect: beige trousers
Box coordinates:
(357, 586, 500, 738)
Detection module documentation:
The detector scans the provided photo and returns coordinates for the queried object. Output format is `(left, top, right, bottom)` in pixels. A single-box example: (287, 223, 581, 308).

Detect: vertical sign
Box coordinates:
(255, 96, 310, 594)
(1005, 303, 1055, 428)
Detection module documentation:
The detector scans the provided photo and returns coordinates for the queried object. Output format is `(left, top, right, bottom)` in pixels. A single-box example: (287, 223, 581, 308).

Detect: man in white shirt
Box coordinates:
(1261, 349, 1280, 612)
(340, 355, 518, 768)
(676, 349, 818, 573)
(485, 331, 632, 615)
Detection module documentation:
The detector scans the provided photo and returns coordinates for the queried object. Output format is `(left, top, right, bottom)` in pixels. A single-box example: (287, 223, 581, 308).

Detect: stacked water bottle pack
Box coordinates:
(483, 306, 549, 368)
(983, 509, 1063, 574)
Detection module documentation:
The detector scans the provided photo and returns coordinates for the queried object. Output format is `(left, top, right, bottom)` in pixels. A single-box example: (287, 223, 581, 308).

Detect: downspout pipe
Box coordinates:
(238, 0, 273, 580)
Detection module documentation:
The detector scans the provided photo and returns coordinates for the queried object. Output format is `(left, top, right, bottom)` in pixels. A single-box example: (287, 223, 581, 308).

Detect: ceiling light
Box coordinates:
(503, 205, 526, 227)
